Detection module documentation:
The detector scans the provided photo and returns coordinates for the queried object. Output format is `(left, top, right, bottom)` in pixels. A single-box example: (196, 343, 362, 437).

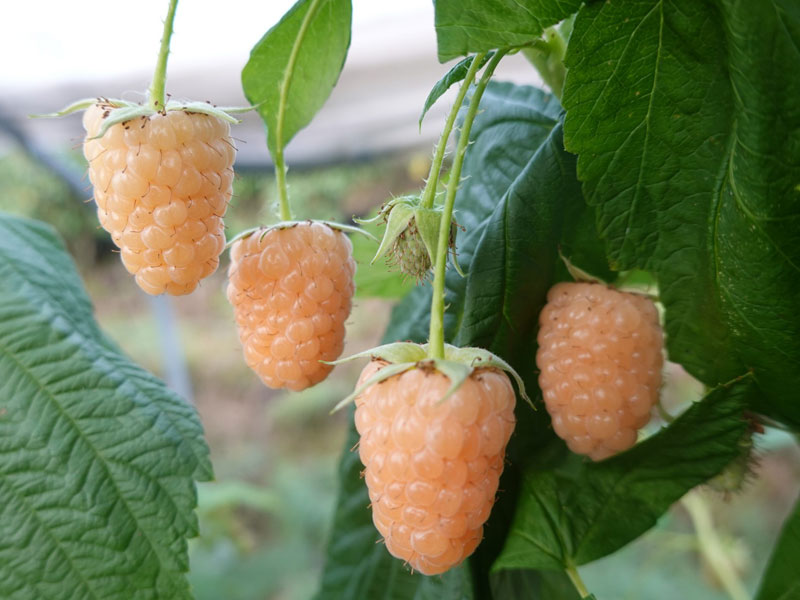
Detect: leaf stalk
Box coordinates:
(565, 561, 591, 598)
(274, 0, 323, 221)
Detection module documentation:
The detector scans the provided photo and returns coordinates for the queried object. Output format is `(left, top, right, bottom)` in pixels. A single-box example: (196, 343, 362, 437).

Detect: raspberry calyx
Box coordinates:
(359, 196, 459, 282)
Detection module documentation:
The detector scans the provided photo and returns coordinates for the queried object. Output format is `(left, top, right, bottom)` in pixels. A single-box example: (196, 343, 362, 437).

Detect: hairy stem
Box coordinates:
(682, 490, 749, 600)
(148, 0, 179, 111)
(420, 53, 486, 210)
(428, 50, 508, 360)
(274, 0, 322, 221)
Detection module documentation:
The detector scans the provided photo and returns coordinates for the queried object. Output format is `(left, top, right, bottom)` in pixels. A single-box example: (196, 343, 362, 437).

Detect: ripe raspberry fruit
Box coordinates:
(226, 222, 356, 391)
(536, 282, 664, 461)
(354, 360, 516, 575)
(82, 102, 236, 295)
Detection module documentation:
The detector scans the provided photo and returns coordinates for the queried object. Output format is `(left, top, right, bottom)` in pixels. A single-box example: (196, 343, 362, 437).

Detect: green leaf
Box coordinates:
(419, 53, 493, 127)
(313, 409, 474, 600)
(433, 0, 582, 61)
(242, 0, 352, 159)
(562, 0, 800, 426)
(493, 376, 754, 572)
(490, 569, 581, 600)
(756, 492, 800, 600)
(0, 213, 211, 599)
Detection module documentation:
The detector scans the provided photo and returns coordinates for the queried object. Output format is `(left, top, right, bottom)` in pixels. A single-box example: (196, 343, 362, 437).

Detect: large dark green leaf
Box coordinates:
(490, 569, 581, 600)
(242, 0, 352, 159)
(0, 213, 212, 599)
(756, 492, 800, 600)
(433, 0, 582, 61)
(493, 376, 754, 572)
(562, 0, 800, 425)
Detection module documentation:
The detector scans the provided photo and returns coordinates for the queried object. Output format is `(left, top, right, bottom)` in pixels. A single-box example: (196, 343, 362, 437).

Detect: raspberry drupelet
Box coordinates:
(536, 282, 664, 461)
(83, 103, 235, 295)
(354, 360, 516, 575)
(227, 222, 356, 391)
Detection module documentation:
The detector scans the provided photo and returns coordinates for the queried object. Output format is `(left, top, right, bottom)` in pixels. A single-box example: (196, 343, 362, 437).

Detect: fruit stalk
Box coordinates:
(274, 0, 323, 221)
(419, 53, 486, 210)
(148, 0, 179, 111)
(428, 49, 507, 360)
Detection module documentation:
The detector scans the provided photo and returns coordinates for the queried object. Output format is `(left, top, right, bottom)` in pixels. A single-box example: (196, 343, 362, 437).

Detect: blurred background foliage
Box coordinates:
(0, 144, 798, 599)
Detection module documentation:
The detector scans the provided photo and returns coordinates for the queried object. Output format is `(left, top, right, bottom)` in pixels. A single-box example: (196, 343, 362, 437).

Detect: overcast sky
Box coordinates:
(1, 0, 434, 91)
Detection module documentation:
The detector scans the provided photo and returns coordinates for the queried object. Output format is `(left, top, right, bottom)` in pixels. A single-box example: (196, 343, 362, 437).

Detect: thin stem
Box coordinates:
(420, 53, 486, 210)
(428, 49, 508, 360)
(565, 562, 591, 598)
(148, 0, 179, 111)
(273, 0, 322, 222)
(682, 490, 749, 600)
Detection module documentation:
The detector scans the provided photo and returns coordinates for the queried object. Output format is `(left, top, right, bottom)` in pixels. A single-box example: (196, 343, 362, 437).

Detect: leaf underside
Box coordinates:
(433, 0, 583, 62)
(0, 213, 212, 600)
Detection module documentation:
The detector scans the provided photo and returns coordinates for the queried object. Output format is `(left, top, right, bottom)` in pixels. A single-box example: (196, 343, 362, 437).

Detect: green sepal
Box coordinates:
(450, 222, 466, 277)
(29, 97, 130, 119)
(559, 248, 608, 285)
(426, 359, 473, 404)
(444, 344, 531, 407)
(90, 105, 157, 140)
(225, 219, 377, 249)
(370, 203, 416, 264)
(415, 206, 444, 266)
(330, 341, 532, 412)
(33, 96, 253, 136)
(164, 100, 249, 124)
(331, 361, 417, 413)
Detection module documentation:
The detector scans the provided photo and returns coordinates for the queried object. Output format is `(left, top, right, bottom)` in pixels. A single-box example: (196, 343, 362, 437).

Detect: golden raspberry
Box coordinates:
(354, 360, 516, 575)
(226, 222, 356, 391)
(82, 103, 235, 295)
(536, 282, 664, 461)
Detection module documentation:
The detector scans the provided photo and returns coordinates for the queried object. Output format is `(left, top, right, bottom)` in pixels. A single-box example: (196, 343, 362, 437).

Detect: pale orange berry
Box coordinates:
(354, 361, 516, 575)
(83, 104, 235, 295)
(536, 282, 663, 461)
(226, 222, 356, 391)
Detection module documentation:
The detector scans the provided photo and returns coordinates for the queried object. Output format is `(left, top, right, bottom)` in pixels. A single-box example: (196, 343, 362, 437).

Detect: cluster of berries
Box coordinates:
(83, 104, 355, 392)
(81, 103, 665, 578)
